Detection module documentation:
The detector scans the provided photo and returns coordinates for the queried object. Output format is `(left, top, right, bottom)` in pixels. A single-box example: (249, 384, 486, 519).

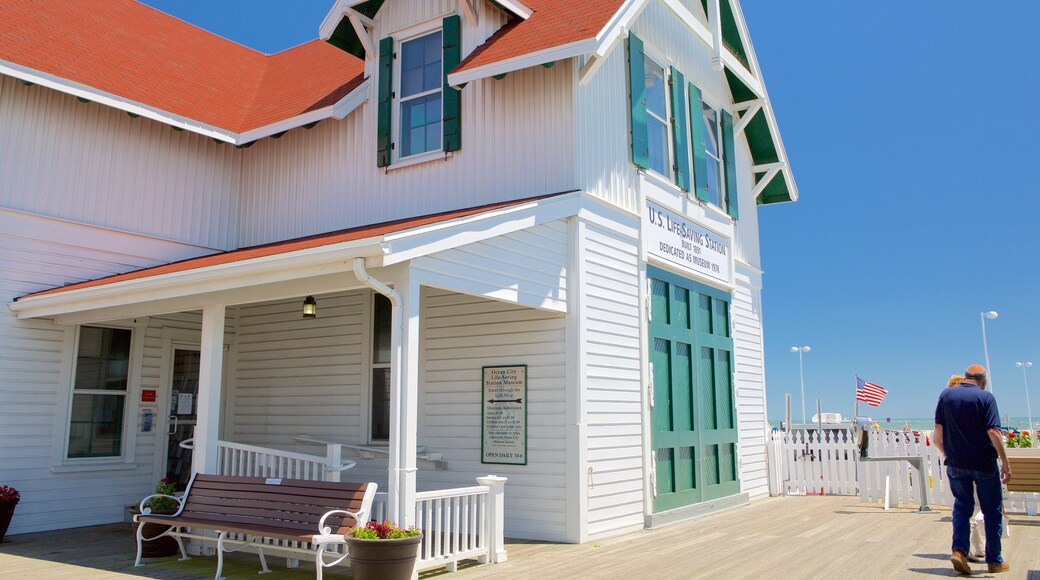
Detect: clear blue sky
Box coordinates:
(140, 1, 1040, 423)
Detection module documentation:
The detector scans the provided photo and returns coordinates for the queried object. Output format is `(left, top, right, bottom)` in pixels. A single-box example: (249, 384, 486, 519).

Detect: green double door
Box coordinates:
(649, 266, 739, 512)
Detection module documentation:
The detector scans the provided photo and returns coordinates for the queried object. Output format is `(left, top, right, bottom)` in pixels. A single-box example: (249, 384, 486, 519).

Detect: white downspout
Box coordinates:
(352, 258, 407, 523)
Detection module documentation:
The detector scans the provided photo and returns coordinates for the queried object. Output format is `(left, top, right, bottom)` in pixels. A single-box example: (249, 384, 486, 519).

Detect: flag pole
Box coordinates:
(854, 374, 860, 418)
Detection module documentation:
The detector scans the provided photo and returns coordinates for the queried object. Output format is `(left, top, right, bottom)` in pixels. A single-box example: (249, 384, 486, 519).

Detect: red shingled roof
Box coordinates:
(19, 191, 573, 300)
(455, 0, 625, 75)
(0, 0, 364, 133)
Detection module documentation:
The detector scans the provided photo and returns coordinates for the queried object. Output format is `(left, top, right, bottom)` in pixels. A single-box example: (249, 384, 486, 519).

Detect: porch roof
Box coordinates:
(9, 191, 578, 322)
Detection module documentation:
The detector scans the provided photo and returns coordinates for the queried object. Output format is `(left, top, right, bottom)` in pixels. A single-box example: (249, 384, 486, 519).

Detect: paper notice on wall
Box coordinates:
(177, 392, 193, 415)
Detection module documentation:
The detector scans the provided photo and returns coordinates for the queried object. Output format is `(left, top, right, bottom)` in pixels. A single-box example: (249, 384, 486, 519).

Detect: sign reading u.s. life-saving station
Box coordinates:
(645, 201, 731, 284)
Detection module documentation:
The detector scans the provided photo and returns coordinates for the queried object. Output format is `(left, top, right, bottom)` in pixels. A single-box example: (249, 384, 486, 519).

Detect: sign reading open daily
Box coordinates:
(481, 365, 527, 465)
(645, 201, 731, 283)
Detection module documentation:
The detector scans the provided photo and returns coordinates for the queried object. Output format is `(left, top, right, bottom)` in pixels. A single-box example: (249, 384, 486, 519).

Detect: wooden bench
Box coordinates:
(133, 473, 377, 580)
(1006, 454, 1040, 492)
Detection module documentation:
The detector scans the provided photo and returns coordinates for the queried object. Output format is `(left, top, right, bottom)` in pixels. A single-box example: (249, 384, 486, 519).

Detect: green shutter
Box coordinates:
(627, 33, 649, 169)
(688, 83, 709, 202)
(442, 15, 462, 152)
(669, 66, 690, 192)
(721, 110, 739, 220)
(377, 36, 394, 168)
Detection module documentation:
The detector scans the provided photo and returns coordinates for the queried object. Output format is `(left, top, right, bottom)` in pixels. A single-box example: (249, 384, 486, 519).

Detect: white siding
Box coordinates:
(0, 76, 241, 250)
(411, 221, 568, 312)
(732, 266, 769, 498)
(238, 54, 574, 246)
(574, 47, 638, 211)
(0, 211, 216, 535)
(581, 218, 645, 539)
(229, 292, 377, 480)
(421, 288, 568, 541)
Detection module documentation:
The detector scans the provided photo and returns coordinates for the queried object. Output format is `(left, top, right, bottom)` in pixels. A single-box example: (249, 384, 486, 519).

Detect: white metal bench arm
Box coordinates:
(135, 493, 184, 515)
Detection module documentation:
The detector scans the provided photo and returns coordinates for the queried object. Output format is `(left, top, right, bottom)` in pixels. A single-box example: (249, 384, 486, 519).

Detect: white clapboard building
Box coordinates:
(0, 0, 796, 550)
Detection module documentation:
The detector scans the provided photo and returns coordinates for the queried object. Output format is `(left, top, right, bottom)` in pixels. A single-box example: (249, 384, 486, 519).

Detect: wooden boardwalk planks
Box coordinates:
(1, 496, 1039, 579)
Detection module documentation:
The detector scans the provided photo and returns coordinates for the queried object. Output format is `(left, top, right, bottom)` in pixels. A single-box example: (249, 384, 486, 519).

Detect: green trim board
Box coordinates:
(720, 110, 739, 220)
(627, 33, 649, 169)
(648, 266, 739, 512)
(442, 15, 462, 152)
(669, 66, 691, 192)
(481, 365, 528, 465)
(376, 36, 394, 168)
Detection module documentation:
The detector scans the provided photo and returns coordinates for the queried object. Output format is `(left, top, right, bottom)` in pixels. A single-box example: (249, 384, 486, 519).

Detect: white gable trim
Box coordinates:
(0, 60, 369, 145)
(491, 0, 533, 20)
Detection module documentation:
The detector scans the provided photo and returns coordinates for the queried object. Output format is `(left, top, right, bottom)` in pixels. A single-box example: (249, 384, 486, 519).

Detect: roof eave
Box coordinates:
(448, 38, 596, 87)
(8, 238, 389, 322)
(1, 60, 369, 146)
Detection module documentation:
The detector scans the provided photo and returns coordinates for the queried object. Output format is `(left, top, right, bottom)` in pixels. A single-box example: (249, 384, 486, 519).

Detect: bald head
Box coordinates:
(965, 364, 988, 387)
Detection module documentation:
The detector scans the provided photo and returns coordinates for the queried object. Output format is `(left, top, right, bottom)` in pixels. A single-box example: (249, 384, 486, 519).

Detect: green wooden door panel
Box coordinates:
(649, 266, 739, 511)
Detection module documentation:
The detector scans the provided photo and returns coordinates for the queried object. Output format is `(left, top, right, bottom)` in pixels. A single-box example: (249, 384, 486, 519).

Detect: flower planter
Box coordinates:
(0, 499, 18, 542)
(131, 509, 180, 558)
(344, 533, 422, 580)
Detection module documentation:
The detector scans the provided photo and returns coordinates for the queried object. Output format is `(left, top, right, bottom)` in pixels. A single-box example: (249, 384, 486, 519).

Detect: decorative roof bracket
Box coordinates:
(752, 166, 782, 200)
(732, 99, 764, 135)
(346, 7, 376, 59)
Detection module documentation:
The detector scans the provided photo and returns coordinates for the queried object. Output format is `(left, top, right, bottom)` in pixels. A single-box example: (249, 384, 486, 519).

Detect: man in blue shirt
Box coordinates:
(934, 364, 1012, 574)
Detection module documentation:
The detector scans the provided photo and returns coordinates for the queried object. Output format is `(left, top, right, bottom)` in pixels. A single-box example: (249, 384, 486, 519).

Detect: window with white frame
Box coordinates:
(644, 54, 671, 177)
(68, 326, 132, 458)
(701, 101, 727, 210)
(398, 30, 443, 159)
(370, 293, 392, 442)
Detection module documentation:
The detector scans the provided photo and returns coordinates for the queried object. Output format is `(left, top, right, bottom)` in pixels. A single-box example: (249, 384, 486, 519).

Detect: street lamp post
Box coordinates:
(791, 346, 811, 426)
(980, 311, 998, 393)
(1015, 362, 1034, 448)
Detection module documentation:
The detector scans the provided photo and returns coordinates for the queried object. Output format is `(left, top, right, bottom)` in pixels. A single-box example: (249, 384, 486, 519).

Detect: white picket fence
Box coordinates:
(768, 428, 1039, 514)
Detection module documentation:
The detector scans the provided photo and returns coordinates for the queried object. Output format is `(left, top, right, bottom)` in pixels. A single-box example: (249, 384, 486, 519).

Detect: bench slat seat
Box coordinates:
(1007, 456, 1040, 493)
(134, 473, 377, 580)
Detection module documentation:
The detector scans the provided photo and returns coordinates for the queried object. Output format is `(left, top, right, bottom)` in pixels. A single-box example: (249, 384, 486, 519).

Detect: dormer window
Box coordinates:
(398, 31, 443, 158)
(376, 15, 462, 168)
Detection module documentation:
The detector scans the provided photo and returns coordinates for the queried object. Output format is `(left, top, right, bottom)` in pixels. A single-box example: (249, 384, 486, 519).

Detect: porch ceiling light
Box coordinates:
(302, 295, 317, 319)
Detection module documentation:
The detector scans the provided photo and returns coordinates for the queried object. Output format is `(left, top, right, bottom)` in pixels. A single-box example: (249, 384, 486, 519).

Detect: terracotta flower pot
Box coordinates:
(344, 533, 422, 580)
(0, 499, 18, 542)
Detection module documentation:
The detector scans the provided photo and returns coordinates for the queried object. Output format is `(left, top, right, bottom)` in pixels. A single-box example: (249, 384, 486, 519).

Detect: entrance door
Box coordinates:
(166, 347, 200, 488)
(649, 266, 739, 512)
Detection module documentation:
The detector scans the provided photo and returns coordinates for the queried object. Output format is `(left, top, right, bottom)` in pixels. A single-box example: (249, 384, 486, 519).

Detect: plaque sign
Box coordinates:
(645, 200, 731, 284)
(481, 365, 527, 465)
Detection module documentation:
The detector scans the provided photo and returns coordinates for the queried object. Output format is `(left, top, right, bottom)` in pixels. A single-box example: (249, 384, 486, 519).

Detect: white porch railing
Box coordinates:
(216, 440, 349, 480)
(212, 440, 506, 571)
(767, 429, 1040, 514)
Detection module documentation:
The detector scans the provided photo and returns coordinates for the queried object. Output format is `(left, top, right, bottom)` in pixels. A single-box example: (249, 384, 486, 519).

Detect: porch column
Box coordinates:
(193, 303, 226, 475)
(389, 276, 420, 527)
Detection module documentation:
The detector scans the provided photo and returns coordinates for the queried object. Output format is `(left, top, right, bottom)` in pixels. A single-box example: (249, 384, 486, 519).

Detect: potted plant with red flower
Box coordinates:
(0, 485, 19, 542)
(344, 520, 423, 580)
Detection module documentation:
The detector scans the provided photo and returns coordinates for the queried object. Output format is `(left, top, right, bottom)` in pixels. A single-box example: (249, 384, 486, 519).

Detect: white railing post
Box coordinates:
(326, 444, 342, 483)
(476, 475, 507, 564)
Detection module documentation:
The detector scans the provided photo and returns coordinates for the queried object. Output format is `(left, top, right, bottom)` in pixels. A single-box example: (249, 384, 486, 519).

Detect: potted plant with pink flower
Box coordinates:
(344, 520, 423, 580)
(0, 484, 20, 542)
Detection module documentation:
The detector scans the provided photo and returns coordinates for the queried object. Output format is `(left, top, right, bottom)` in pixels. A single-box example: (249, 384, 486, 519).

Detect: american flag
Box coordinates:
(856, 376, 888, 407)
